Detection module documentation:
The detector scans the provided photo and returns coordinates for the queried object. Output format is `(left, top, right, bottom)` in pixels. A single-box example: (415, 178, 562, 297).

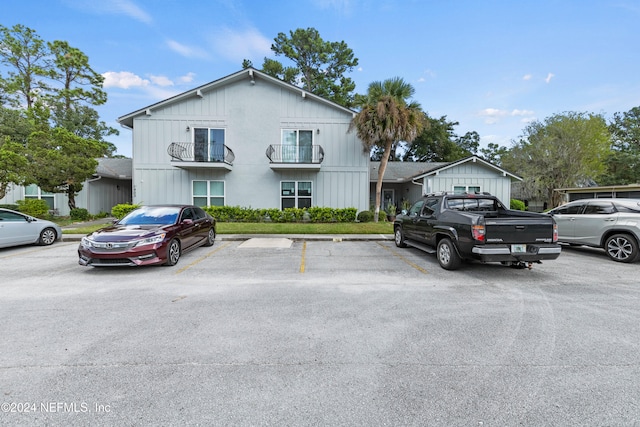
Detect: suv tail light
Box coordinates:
(472, 224, 485, 242)
(553, 223, 558, 243)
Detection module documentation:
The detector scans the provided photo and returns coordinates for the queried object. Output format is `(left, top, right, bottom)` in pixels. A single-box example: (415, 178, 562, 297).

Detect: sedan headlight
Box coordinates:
(133, 233, 166, 247)
(80, 236, 94, 248)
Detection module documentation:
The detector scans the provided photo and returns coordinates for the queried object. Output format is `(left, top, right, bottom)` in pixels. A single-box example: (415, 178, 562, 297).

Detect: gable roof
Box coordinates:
(411, 156, 522, 181)
(117, 68, 356, 129)
(370, 156, 521, 183)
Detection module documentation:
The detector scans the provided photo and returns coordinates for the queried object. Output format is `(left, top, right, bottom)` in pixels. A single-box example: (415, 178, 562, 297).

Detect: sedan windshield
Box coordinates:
(119, 207, 181, 225)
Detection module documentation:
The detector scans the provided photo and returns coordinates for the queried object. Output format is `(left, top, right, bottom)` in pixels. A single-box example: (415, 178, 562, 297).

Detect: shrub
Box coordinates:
(70, 208, 90, 221)
(203, 205, 360, 223)
(510, 199, 526, 211)
(16, 199, 49, 218)
(357, 210, 374, 222)
(111, 203, 140, 219)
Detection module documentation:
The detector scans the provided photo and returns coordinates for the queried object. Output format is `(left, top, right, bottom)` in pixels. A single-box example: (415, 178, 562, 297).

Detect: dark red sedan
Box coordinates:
(78, 205, 216, 267)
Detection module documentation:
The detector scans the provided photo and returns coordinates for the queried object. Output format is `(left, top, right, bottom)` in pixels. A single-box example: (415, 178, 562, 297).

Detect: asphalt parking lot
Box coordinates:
(1, 238, 639, 426)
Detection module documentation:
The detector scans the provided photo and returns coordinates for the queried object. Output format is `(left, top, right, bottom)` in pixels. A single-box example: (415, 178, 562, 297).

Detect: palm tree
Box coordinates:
(350, 77, 424, 222)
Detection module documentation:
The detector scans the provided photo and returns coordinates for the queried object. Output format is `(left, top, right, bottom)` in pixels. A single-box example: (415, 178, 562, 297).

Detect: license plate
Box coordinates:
(511, 244, 527, 253)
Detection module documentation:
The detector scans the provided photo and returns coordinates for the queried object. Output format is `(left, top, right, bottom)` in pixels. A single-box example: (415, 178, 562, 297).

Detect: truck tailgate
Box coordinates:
(484, 218, 554, 244)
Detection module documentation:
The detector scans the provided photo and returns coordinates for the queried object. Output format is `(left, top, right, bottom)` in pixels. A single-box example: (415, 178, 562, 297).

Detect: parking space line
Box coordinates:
(376, 242, 429, 274)
(300, 241, 307, 273)
(175, 241, 233, 274)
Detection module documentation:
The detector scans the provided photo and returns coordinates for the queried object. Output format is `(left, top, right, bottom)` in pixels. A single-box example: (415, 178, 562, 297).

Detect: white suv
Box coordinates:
(548, 198, 640, 263)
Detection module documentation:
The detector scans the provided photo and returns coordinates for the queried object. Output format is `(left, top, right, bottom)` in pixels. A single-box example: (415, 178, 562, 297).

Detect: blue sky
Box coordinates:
(3, 0, 640, 157)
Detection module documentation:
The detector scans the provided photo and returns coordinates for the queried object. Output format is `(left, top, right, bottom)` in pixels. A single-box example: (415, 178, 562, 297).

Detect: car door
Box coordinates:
(412, 197, 439, 244)
(403, 200, 424, 240)
(0, 210, 35, 248)
(191, 207, 210, 245)
(572, 201, 617, 246)
(549, 202, 585, 243)
(177, 208, 200, 249)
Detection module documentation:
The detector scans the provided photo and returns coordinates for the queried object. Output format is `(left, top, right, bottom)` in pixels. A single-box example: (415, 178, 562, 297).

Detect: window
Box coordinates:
(193, 128, 225, 162)
(25, 184, 55, 210)
(583, 202, 615, 215)
(421, 197, 439, 216)
(282, 130, 313, 162)
(551, 203, 585, 215)
(281, 181, 312, 209)
(453, 185, 481, 194)
(193, 181, 225, 207)
(408, 200, 424, 216)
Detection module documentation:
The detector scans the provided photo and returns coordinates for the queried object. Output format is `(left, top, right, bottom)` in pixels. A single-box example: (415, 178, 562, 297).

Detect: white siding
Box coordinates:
(129, 74, 369, 212)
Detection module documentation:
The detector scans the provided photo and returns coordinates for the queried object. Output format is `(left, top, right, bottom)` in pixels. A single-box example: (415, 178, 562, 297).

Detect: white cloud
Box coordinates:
(102, 71, 150, 89)
(523, 74, 532, 81)
(207, 27, 272, 63)
(111, 0, 152, 24)
(478, 108, 536, 124)
(166, 40, 209, 59)
(66, 0, 152, 24)
(179, 72, 196, 83)
(545, 73, 555, 83)
(149, 75, 174, 87)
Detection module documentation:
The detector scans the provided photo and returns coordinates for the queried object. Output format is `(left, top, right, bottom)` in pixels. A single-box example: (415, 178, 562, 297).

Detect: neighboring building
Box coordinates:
(116, 68, 370, 212)
(555, 184, 640, 203)
(0, 158, 132, 216)
(371, 156, 522, 211)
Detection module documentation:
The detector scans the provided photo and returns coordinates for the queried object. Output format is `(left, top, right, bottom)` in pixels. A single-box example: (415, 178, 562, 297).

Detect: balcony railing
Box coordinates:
(167, 142, 235, 165)
(265, 144, 324, 164)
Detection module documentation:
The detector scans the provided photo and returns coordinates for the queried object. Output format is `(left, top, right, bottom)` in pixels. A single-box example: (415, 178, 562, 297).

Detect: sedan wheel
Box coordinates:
(164, 239, 181, 266)
(605, 234, 639, 263)
(38, 227, 57, 245)
(204, 228, 216, 247)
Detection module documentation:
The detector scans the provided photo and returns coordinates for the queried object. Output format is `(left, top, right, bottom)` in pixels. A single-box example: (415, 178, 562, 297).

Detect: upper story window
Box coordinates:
(193, 128, 225, 162)
(282, 130, 313, 163)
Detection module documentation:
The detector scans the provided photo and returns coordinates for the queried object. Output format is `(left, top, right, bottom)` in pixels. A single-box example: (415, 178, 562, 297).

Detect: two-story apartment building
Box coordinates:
(117, 68, 370, 212)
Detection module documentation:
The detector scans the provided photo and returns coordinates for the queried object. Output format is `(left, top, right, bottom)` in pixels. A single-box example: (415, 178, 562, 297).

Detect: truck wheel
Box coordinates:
(605, 233, 639, 263)
(394, 227, 407, 248)
(437, 238, 462, 270)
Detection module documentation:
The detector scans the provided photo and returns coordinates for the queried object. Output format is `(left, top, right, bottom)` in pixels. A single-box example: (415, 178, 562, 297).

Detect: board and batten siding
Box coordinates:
(129, 74, 369, 212)
(423, 162, 513, 205)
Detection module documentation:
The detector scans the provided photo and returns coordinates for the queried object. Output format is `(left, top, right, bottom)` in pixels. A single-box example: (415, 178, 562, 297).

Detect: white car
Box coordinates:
(0, 208, 62, 249)
(548, 198, 640, 263)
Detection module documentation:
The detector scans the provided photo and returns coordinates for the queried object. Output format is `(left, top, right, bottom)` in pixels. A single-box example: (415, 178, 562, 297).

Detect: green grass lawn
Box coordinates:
(62, 221, 394, 235)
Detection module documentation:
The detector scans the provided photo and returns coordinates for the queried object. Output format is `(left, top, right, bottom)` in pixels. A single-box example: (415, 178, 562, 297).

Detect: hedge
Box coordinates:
(204, 206, 358, 223)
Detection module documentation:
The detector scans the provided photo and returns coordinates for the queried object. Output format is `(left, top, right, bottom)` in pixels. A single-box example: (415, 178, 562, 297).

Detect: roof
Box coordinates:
(370, 156, 522, 183)
(117, 68, 356, 129)
(95, 158, 132, 180)
(555, 183, 640, 193)
(411, 156, 522, 181)
(370, 161, 448, 183)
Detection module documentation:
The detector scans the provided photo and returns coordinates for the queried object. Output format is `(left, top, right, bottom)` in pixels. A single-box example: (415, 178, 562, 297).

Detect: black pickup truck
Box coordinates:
(393, 192, 561, 270)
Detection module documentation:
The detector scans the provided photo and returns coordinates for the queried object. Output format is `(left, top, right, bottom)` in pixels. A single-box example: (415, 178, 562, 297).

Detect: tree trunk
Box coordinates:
(67, 186, 77, 211)
(373, 139, 393, 222)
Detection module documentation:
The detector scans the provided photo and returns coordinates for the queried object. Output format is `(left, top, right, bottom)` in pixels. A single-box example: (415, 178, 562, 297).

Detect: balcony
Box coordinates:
(167, 142, 235, 170)
(265, 144, 324, 170)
